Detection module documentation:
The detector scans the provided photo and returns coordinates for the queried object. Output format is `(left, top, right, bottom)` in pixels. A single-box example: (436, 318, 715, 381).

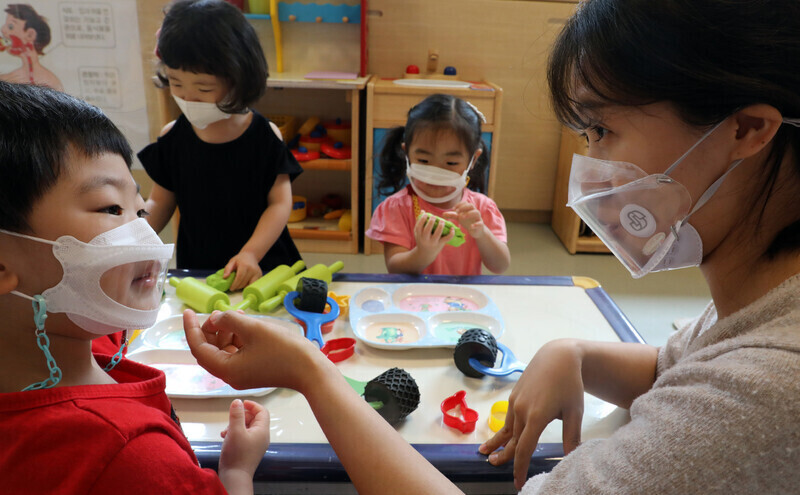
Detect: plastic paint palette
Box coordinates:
(128, 314, 302, 398)
(349, 284, 504, 350)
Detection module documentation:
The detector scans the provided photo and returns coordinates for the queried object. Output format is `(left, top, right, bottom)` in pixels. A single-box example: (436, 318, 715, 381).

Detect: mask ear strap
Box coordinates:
(664, 119, 728, 176)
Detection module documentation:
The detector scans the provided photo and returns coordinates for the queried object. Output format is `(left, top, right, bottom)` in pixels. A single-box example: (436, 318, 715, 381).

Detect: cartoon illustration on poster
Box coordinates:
(0, 1, 149, 165)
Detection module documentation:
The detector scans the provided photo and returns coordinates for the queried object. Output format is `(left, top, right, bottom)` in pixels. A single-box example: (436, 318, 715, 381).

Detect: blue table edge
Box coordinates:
(168, 270, 642, 482)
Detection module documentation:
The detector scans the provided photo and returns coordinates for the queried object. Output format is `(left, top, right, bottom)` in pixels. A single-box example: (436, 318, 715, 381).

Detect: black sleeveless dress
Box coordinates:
(138, 110, 304, 272)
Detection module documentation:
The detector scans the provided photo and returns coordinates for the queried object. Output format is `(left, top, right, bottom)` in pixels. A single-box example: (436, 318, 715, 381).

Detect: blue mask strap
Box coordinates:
(22, 296, 63, 391)
(103, 332, 128, 372)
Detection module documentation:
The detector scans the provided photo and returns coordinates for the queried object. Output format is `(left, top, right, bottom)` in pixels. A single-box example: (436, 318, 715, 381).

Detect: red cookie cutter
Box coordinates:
(440, 390, 478, 433)
(321, 337, 356, 363)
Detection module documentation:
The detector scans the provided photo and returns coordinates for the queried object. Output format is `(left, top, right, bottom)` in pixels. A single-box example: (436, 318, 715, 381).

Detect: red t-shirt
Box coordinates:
(0, 356, 227, 494)
(366, 186, 507, 275)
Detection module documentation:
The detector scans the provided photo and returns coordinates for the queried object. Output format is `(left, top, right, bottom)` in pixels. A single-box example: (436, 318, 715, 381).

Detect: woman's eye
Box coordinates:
(137, 209, 150, 218)
(100, 205, 123, 215)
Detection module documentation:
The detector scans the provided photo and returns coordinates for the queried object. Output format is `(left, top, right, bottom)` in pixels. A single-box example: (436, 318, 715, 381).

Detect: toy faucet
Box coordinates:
(260, 261, 344, 312)
(169, 276, 232, 313)
(232, 260, 306, 311)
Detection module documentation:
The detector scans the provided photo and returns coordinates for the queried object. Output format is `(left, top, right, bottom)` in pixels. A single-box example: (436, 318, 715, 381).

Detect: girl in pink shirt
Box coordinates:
(366, 94, 510, 275)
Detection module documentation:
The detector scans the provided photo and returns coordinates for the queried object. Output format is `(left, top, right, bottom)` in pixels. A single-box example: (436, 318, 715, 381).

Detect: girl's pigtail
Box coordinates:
(467, 138, 489, 193)
(377, 126, 408, 195)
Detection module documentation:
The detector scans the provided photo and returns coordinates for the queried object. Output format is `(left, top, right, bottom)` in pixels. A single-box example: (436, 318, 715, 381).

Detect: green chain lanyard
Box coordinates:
(21, 296, 128, 391)
(22, 296, 62, 391)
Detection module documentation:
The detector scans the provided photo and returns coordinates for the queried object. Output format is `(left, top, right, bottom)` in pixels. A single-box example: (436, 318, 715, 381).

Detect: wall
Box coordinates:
(135, 0, 579, 217)
(367, 0, 578, 218)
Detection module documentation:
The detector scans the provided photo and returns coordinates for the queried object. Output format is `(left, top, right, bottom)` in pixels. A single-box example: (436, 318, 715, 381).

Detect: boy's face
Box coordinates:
(7, 151, 156, 326)
(164, 67, 229, 104)
(1, 14, 35, 49)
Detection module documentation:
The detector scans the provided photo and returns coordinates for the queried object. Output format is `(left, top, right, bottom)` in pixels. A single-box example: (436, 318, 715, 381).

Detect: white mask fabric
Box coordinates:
(405, 155, 475, 204)
(2, 218, 174, 334)
(172, 94, 232, 129)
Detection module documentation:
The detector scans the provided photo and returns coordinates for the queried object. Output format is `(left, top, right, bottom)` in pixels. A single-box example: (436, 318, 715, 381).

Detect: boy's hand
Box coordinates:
(219, 399, 270, 476)
(443, 202, 485, 239)
(183, 309, 328, 393)
(413, 210, 455, 255)
(224, 252, 262, 291)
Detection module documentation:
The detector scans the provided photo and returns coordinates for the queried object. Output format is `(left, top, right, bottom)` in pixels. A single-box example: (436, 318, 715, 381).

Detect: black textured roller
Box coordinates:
(453, 328, 498, 378)
(295, 277, 328, 313)
(364, 367, 421, 426)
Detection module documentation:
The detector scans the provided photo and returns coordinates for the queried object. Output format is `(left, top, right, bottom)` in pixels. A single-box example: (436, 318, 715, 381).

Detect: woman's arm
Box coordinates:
(184, 310, 464, 495)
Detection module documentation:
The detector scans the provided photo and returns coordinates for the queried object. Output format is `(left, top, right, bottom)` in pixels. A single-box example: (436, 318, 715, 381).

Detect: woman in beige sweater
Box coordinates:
(184, 0, 800, 493)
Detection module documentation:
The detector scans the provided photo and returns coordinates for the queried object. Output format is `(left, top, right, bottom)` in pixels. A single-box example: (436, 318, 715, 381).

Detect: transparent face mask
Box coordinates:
(567, 117, 800, 278)
(3, 218, 174, 334)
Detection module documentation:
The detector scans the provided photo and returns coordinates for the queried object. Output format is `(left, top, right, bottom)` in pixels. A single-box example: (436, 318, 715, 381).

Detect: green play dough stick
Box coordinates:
(206, 269, 235, 292)
(422, 212, 465, 247)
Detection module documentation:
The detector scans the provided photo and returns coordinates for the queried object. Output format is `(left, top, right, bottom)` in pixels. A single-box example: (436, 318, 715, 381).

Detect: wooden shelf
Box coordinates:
(551, 127, 611, 254)
(289, 228, 351, 241)
(300, 158, 351, 171)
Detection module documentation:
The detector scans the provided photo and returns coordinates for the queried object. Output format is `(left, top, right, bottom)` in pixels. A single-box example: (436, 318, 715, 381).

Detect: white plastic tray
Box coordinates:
(349, 284, 504, 350)
(128, 314, 302, 398)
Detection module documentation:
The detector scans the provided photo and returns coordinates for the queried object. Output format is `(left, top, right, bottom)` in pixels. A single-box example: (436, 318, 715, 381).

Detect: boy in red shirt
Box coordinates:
(0, 81, 267, 495)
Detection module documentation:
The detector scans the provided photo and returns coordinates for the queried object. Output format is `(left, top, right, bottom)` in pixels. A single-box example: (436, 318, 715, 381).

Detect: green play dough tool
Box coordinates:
(422, 212, 465, 247)
(260, 261, 344, 312)
(232, 260, 306, 311)
(169, 276, 232, 313)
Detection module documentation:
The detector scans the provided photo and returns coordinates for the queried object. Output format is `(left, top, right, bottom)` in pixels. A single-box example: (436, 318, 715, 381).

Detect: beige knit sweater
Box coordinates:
(522, 273, 800, 494)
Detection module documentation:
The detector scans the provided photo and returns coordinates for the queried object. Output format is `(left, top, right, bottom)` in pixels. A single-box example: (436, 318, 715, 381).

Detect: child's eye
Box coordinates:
(100, 205, 123, 215)
(447, 162, 460, 166)
(137, 209, 150, 218)
(417, 159, 429, 164)
(585, 125, 608, 142)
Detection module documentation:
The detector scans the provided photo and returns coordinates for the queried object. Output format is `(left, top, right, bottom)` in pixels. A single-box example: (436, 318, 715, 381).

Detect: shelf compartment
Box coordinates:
(300, 158, 351, 171)
(289, 228, 351, 241)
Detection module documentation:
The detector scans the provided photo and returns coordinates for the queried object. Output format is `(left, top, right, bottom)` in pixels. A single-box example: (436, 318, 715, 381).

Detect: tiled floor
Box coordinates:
(303, 223, 713, 347)
(162, 221, 712, 346)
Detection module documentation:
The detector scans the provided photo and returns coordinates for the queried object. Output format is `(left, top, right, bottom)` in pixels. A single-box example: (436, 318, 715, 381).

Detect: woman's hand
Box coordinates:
(183, 309, 330, 393)
(479, 339, 586, 490)
(224, 251, 263, 291)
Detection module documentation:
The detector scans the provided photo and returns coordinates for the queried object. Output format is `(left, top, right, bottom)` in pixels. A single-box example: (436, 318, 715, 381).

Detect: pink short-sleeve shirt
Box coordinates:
(366, 186, 507, 275)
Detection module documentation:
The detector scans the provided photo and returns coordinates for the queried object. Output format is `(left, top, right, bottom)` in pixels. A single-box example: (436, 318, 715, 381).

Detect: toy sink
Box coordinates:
(349, 284, 505, 350)
(392, 79, 472, 89)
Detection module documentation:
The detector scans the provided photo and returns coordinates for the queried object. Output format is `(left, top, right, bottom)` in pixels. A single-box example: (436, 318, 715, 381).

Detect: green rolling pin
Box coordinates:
(259, 261, 344, 312)
(232, 260, 306, 311)
(169, 276, 232, 313)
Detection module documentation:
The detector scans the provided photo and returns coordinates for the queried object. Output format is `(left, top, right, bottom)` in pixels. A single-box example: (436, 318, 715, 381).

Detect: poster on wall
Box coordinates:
(0, 1, 149, 167)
